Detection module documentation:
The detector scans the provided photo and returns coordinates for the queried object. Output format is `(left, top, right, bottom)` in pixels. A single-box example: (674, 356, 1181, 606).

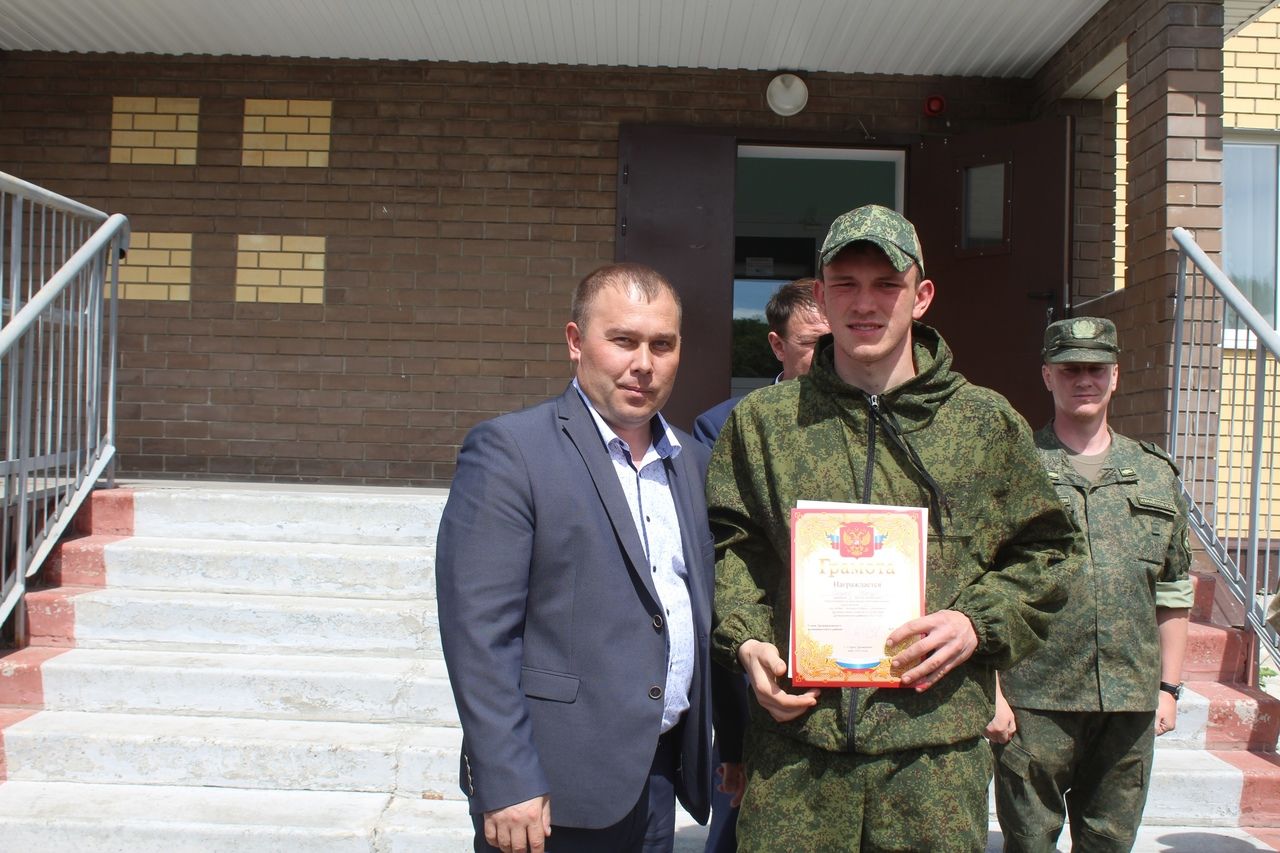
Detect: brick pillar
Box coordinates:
(1115, 1, 1223, 442)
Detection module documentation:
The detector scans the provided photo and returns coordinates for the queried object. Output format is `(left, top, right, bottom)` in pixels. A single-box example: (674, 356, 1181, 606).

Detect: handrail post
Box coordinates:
(1169, 247, 1188, 460)
(1247, 338, 1265, 616)
(106, 238, 120, 488)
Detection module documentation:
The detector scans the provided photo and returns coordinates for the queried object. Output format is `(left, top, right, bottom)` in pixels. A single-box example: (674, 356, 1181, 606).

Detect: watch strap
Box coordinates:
(1159, 680, 1183, 700)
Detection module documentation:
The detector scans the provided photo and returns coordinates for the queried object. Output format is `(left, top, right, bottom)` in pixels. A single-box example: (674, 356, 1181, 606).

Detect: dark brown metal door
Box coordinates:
(908, 117, 1072, 424)
(616, 125, 736, 431)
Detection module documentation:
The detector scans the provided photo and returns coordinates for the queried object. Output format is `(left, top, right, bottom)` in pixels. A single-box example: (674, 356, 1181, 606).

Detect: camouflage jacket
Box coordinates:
(708, 323, 1078, 755)
(1000, 425, 1194, 712)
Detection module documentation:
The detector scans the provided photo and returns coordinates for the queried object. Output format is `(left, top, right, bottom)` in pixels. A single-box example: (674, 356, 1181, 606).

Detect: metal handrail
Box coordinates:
(1170, 225, 1280, 678)
(1, 171, 128, 639)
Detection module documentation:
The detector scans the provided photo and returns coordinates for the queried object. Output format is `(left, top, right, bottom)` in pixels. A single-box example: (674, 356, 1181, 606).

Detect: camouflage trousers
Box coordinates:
(993, 708, 1155, 853)
(736, 726, 992, 852)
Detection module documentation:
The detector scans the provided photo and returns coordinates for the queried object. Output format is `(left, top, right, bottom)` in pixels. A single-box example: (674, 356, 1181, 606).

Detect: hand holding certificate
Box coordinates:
(790, 502, 927, 688)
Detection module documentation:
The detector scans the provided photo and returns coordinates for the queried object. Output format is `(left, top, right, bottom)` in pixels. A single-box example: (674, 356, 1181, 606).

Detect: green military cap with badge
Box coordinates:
(1042, 316, 1119, 364)
(820, 204, 925, 276)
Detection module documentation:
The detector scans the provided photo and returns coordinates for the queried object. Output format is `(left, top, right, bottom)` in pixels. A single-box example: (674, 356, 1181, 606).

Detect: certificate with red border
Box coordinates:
(789, 503, 927, 688)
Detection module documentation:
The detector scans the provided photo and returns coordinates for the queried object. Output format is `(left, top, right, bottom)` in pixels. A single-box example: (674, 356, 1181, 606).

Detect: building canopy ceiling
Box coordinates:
(0, 0, 1208, 78)
(0, 1, 1271, 80)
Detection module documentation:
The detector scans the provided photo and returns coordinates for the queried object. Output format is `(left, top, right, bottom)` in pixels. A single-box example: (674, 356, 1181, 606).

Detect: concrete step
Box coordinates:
(24, 587, 440, 657)
(49, 534, 436, 599)
(100, 484, 448, 546)
(1155, 680, 1280, 752)
(0, 647, 459, 725)
(378, 796, 482, 852)
(1, 710, 463, 796)
(0, 781, 398, 853)
(1144, 749, 1249, 826)
(1185, 620, 1249, 681)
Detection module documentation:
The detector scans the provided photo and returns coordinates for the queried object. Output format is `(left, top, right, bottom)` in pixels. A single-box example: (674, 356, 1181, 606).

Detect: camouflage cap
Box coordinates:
(819, 204, 925, 276)
(1042, 316, 1119, 364)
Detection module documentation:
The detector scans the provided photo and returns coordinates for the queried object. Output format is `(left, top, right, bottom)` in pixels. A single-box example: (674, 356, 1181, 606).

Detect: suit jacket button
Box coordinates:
(648, 685, 663, 700)
(652, 614, 663, 630)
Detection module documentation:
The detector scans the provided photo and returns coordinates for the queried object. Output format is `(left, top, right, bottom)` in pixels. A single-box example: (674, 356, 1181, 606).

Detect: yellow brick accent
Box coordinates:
(281, 269, 324, 288)
(110, 96, 199, 166)
(236, 234, 326, 304)
(289, 100, 332, 117)
(283, 236, 326, 253)
(245, 99, 290, 116)
(134, 114, 177, 131)
(116, 232, 194, 301)
(259, 287, 303, 303)
(264, 116, 310, 134)
(113, 96, 156, 113)
(242, 99, 332, 168)
(1227, 8, 1280, 130)
(259, 252, 303, 270)
(149, 233, 190, 250)
(1235, 113, 1279, 130)
(263, 151, 309, 167)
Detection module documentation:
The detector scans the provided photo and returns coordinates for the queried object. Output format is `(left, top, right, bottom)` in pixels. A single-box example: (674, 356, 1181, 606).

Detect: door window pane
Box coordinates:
(1224, 142, 1278, 327)
(962, 163, 1006, 249)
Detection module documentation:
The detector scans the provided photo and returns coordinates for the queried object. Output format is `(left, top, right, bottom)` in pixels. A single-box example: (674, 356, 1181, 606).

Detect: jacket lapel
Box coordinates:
(556, 388, 661, 604)
(668, 452, 712, 635)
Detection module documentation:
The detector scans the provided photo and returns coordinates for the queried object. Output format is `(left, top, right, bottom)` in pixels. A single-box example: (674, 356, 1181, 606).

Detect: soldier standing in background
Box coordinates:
(990, 317, 1193, 853)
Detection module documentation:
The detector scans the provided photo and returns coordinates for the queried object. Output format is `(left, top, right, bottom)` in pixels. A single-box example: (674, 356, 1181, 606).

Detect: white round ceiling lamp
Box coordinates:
(766, 73, 809, 116)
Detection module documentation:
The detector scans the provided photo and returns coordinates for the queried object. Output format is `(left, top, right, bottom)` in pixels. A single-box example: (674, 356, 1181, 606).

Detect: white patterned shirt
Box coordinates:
(573, 381, 694, 733)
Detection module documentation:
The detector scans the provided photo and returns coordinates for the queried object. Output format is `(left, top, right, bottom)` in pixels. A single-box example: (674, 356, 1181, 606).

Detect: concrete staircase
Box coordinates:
(1, 482, 1279, 850)
(0, 482, 472, 852)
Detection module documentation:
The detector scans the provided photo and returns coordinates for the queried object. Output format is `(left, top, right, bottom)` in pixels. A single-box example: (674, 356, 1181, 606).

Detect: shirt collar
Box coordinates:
(571, 378, 681, 460)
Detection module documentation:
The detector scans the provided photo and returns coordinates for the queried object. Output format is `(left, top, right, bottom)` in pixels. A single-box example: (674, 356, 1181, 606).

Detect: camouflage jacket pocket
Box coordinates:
(925, 532, 975, 612)
(1128, 494, 1176, 564)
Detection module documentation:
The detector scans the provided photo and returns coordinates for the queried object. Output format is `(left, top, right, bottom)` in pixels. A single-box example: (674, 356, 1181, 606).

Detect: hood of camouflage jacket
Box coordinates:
(805, 321, 966, 434)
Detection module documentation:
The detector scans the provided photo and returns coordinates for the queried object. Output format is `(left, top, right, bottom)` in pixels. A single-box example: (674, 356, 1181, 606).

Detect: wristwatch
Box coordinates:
(1159, 681, 1183, 701)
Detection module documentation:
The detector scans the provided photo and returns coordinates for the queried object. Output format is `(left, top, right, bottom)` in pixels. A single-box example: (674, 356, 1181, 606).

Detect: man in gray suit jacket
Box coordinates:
(436, 262, 714, 853)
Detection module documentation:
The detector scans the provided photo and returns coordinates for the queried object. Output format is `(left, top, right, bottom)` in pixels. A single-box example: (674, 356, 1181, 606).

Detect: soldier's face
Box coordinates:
(817, 247, 933, 388)
(1042, 362, 1118, 421)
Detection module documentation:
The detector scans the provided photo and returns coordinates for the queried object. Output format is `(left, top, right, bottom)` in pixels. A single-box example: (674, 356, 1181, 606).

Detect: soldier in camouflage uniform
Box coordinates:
(708, 205, 1079, 852)
(989, 317, 1193, 853)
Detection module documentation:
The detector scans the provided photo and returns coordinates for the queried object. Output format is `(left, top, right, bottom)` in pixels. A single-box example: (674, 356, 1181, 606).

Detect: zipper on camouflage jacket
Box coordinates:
(845, 394, 881, 750)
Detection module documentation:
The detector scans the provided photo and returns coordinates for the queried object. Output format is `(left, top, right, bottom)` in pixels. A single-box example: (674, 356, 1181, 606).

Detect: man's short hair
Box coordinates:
(571, 262, 682, 329)
(765, 278, 821, 336)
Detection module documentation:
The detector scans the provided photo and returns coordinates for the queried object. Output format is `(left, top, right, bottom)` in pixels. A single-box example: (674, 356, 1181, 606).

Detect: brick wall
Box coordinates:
(0, 52, 1032, 484)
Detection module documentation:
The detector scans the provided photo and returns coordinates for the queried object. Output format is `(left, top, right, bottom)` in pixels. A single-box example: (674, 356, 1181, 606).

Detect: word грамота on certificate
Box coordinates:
(789, 502, 927, 688)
